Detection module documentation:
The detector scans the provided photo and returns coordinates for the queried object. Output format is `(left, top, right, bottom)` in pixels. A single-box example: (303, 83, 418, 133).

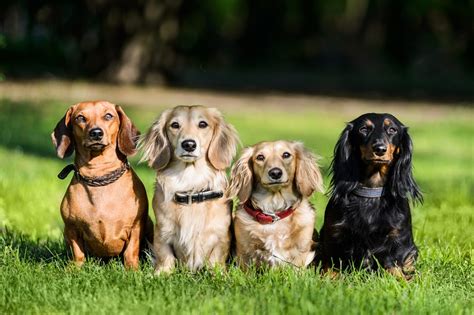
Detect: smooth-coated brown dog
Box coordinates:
(52, 101, 152, 269)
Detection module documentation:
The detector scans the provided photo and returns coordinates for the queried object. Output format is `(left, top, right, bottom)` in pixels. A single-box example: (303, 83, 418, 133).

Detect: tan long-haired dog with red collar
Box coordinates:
(52, 101, 152, 269)
(140, 105, 240, 274)
(227, 141, 323, 268)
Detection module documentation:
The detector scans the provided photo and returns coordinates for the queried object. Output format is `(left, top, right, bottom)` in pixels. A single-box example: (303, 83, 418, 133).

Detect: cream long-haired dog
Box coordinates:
(140, 105, 240, 274)
(227, 141, 323, 268)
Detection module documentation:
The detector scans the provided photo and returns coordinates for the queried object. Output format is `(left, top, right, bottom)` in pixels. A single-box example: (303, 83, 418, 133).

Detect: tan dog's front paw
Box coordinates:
(154, 265, 174, 276)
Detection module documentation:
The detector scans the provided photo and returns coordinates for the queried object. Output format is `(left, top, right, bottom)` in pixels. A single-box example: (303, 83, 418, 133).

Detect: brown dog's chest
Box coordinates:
(61, 174, 142, 256)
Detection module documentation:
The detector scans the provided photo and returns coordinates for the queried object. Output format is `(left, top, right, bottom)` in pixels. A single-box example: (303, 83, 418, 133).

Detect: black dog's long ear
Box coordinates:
(116, 105, 140, 156)
(51, 106, 75, 159)
(330, 123, 360, 198)
(390, 127, 423, 204)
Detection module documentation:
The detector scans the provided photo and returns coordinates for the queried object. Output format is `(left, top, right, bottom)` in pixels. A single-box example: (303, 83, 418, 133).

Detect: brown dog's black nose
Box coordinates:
(89, 128, 104, 141)
(268, 167, 283, 180)
(181, 139, 197, 152)
(373, 143, 387, 156)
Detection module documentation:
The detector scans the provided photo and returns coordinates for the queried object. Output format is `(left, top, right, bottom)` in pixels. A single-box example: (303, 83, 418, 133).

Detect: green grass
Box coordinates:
(0, 98, 473, 314)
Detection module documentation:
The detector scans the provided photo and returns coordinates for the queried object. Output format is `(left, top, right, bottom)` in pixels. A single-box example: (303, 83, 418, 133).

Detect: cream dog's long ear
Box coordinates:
(139, 109, 172, 170)
(226, 147, 254, 203)
(207, 108, 240, 171)
(293, 142, 324, 197)
(51, 105, 75, 159)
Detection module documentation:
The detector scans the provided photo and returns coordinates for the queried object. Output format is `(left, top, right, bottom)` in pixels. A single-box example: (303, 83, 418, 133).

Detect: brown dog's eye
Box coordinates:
(104, 113, 113, 121)
(388, 127, 397, 134)
(170, 122, 180, 129)
(198, 121, 208, 128)
(75, 115, 86, 123)
(256, 154, 265, 161)
(282, 152, 291, 159)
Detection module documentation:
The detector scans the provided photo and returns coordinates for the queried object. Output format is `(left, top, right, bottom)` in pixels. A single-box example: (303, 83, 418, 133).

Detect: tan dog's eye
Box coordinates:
(104, 113, 113, 121)
(75, 115, 86, 123)
(198, 121, 208, 128)
(282, 152, 291, 159)
(170, 122, 180, 129)
(359, 126, 369, 135)
(256, 154, 265, 161)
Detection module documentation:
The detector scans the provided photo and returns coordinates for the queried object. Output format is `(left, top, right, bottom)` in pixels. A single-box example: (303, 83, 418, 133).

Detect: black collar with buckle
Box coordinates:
(174, 190, 224, 205)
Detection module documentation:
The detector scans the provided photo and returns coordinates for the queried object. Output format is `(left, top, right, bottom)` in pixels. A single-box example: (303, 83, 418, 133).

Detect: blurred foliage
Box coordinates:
(0, 0, 473, 96)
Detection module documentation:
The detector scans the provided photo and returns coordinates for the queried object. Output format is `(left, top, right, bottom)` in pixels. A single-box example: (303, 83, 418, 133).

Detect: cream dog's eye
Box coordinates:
(104, 113, 113, 121)
(170, 122, 180, 129)
(282, 152, 291, 159)
(198, 121, 208, 128)
(75, 115, 86, 123)
(256, 154, 265, 161)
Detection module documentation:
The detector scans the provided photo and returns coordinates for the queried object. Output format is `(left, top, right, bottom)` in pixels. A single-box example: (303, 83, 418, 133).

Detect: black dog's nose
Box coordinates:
(268, 167, 283, 180)
(181, 139, 197, 152)
(89, 128, 103, 140)
(373, 143, 387, 156)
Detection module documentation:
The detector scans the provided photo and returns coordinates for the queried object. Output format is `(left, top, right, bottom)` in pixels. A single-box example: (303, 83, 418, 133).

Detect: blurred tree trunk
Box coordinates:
(97, 0, 182, 84)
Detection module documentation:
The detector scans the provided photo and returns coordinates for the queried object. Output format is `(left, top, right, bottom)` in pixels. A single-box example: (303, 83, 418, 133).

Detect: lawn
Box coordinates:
(0, 94, 472, 314)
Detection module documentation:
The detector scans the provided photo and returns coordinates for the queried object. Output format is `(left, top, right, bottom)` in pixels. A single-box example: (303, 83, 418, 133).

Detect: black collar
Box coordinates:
(174, 190, 224, 205)
(352, 185, 385, 198)
(57, 162, 130, 187)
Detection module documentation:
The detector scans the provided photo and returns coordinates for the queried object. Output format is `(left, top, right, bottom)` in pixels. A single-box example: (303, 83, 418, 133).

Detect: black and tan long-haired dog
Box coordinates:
(318, 113, 422, 279)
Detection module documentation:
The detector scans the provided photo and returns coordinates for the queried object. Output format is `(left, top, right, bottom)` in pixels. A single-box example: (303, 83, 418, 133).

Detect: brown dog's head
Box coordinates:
(51, 101, 139, 159)
(140, 105, 240, 171)
(227, 141, 323, 203)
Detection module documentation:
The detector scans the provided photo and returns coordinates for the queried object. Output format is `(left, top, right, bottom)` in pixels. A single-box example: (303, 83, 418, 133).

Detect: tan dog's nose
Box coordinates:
(268, 167, 283, 180)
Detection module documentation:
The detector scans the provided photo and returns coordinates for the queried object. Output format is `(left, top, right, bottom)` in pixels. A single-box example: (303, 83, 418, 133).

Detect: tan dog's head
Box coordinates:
(227, 141, 323, 203)
(51, 101, 139, 159)
(140, 105, 240, 171)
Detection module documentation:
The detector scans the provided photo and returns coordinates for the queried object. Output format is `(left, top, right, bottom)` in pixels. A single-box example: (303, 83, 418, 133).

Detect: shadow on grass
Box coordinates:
(0, 227, 68, 263)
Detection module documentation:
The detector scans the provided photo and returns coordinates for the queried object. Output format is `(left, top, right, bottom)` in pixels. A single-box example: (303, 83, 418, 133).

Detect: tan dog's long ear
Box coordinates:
(116, 105, 140, 156)
(207, 108, 240, 171)
(139, 109, 172, 170)
(227, 147, 254, 203)
(294, 142, 324, 197)
(51, 106, 74, 159)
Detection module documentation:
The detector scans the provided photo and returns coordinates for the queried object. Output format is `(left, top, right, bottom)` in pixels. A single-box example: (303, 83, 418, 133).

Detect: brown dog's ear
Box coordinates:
(226, 147, 254, 203)
(51, 106, 75, 159)
(116, 105, 140, 156)
(293, 142, 324, 197)
(139, 109, 172, 170)
(207, 108, 240, 171)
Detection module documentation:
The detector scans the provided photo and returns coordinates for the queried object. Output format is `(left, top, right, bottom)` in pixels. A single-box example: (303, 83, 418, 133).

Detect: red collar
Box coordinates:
(243, 201, 296, 224)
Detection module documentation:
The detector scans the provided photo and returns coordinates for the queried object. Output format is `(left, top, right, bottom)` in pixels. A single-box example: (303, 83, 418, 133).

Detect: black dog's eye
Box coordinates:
(359, 126, 369, 135)
(104, 113, 113, 121)
(282, 152, 291, 159)
(388, 127, 397, 134)
(256, 154, 265, 161)
(170, 122, 180, 129)
(75, 115, 86, 123)
(198, 121, 208, 128)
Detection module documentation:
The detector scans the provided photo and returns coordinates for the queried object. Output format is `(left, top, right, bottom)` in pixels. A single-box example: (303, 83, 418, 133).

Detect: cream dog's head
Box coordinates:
(227, 141, 323, 203)
(140, 105, 240, 171)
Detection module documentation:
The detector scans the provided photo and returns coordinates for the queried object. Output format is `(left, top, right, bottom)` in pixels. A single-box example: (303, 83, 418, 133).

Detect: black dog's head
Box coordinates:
(330, 113, 422, 203)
